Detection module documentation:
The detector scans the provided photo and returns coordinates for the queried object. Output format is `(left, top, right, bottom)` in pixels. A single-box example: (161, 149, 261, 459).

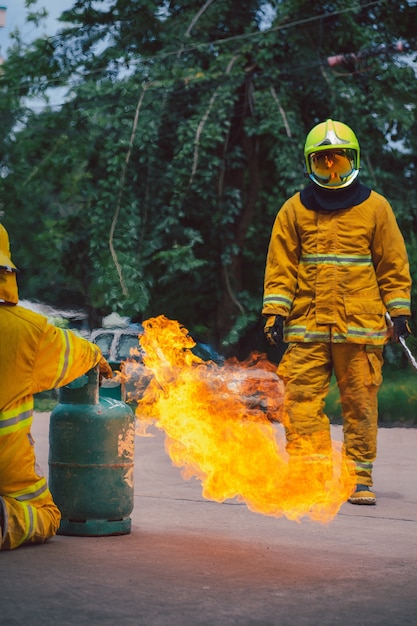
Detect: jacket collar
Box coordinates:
(300, 179, 371, 211)
(0, 271, 18, 304)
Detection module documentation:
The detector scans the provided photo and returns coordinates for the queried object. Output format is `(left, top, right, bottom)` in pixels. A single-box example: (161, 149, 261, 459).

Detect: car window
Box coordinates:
(117, 334, 141, 360)
(93, 333, 113, 359)
(192, 342, 224, 365)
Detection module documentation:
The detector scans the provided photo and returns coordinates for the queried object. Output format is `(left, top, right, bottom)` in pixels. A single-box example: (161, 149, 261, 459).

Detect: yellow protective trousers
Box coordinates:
(277, 342, 383, 486)
(0, 428, 61, 550)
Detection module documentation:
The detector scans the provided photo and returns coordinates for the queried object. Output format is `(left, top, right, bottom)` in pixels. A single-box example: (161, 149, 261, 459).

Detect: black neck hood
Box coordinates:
(300, 179, 371, 212)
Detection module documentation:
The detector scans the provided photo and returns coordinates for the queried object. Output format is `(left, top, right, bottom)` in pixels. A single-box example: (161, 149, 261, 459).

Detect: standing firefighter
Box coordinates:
(263, 119, 411, 505)
(0, 224, 112, 549)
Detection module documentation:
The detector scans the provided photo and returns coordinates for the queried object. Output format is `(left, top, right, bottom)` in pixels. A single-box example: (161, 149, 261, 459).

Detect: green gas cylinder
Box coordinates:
(48, 366, 135, 536)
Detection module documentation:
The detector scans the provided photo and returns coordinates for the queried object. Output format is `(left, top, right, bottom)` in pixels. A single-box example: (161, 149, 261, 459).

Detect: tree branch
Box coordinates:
(109, 86, 148, 297)
(189, 55, 239, 188)
(270, 86, 292, 138)
(177, 0, 217, 58)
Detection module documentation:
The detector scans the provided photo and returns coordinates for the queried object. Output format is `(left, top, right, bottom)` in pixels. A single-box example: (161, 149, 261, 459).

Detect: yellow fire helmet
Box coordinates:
(304, 119, 360, 189)
(0, 224, 18, 271)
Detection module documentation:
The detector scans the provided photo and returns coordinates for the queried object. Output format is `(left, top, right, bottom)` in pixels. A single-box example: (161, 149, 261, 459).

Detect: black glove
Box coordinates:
(264, 315, 284, 347)
(391, 316, 410, 342)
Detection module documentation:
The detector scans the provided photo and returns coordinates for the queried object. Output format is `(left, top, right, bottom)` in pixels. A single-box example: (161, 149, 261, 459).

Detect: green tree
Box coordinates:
(1, 0, 417, 352)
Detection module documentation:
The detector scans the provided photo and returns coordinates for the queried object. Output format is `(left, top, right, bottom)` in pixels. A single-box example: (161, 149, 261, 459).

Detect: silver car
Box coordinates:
(92, 326, 283, 422)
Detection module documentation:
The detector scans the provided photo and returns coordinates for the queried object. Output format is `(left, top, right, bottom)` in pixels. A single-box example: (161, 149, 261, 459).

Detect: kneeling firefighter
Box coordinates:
(0, 224, 112, 549)
(262, 119, 412, 505)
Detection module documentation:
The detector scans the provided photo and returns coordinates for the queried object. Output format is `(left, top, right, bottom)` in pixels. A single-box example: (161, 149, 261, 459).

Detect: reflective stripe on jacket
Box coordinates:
(0, 303, 102, 435)
(263, 190, 411, 345)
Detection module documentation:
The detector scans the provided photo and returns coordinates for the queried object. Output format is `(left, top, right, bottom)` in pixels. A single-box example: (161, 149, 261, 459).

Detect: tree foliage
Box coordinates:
(1, 0, 417, 353)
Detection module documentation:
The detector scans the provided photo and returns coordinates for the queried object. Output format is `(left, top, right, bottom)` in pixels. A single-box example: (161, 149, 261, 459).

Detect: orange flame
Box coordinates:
(125, 315, 355, 524)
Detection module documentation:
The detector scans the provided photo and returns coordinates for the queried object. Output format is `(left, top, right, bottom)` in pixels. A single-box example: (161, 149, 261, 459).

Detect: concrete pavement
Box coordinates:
(1, 414, 416, 626)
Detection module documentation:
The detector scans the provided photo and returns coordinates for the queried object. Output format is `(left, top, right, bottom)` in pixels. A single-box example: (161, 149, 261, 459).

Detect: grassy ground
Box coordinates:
(326, 366, 417, 427)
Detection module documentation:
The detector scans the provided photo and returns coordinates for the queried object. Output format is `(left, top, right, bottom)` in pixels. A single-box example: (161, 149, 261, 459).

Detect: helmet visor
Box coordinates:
(308, 148, 358, 188)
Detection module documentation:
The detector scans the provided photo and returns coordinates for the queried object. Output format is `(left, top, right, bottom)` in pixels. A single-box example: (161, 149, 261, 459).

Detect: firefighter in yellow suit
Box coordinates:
(263, 119, 411, 505)
(0, 224, 112, 550)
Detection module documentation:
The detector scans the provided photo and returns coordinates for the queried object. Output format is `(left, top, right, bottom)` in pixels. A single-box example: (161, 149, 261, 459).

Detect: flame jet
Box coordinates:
(126, 316, 355, 524)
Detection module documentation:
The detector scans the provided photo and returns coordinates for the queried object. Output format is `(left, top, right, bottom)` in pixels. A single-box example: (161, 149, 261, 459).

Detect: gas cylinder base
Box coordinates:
(57, 517, 131, 537)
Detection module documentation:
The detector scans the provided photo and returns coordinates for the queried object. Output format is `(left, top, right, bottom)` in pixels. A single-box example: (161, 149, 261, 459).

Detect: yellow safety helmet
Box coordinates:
(0, 224, 18, 271)
(304, 119, 360, 189)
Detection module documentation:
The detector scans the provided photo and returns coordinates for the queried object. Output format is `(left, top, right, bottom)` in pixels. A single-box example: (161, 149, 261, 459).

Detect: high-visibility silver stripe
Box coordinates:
(387, 299, 411, 308)
(0, 408, 32, 429)
(355, 461, 373, 470)
(263, 294, 292, 307)
(54, 329, 71, 387)
(301, 254, 372, 265)
(15, 482, 48, 502)
(348, 328, 387, 339)
(285, 325, 329, 339)
(26, 505, 34, 541)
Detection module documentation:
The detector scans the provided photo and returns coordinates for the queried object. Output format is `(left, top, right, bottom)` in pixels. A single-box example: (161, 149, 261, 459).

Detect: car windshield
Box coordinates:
(117, 334, 141, 360)
(192, 342, 224, 365)
(94, 334, 113, 360)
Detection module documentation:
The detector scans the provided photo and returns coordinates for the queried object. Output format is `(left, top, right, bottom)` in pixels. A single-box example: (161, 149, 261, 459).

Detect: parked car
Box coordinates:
(91, 325, 224, 401)
(90, 326, 144, 362)
(90, 326, 145, 401)
(91, 326, 283, 422)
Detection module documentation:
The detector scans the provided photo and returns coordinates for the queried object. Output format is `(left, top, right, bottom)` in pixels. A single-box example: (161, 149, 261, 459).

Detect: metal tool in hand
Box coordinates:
(398, 335, 417, 371)
(385, 312, 417, 372)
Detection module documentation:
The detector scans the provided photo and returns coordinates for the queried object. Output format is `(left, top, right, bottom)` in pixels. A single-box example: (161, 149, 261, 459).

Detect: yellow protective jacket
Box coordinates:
(0, 270, 103, 550)
(263, 190, 411, 344)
